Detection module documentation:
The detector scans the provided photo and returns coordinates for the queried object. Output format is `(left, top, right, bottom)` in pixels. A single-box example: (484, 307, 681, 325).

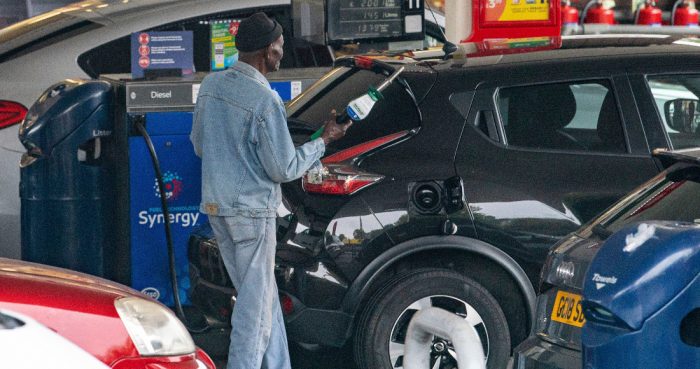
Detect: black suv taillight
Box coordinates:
(302, 130, 409, 195)
(0, 100, 28, 129)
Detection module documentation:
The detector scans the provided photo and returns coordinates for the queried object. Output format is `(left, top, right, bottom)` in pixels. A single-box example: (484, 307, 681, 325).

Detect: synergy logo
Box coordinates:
(139, 171, 200, 229)
(154, 171, 183, 201)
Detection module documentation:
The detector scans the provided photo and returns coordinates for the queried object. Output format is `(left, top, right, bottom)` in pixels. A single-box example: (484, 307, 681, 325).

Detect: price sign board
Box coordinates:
(461, 0, 560, 42)
(327, 0, 424, 43)
(481, 0, 553, 26)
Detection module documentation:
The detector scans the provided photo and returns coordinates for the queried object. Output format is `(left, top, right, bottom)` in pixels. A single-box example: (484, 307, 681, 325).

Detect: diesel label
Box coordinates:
(151, 90, 173, 99)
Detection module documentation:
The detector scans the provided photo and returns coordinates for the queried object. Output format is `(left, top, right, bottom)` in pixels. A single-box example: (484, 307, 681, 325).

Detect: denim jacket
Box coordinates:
(190, 62, 325, 217)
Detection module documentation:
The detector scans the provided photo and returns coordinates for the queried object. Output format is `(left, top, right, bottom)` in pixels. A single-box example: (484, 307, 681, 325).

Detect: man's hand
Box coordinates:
(320, 110, 352, 145)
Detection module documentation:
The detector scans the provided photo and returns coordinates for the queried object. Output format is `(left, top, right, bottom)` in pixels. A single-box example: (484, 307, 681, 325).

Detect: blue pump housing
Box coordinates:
(128, 111, 206, 306)
(19, 80, 113, 276)
(19, 80, 113, 157)
(581, 221, 700, 369)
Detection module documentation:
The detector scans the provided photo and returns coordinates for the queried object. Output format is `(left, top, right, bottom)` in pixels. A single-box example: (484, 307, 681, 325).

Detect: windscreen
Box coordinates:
(288, 67, 421, 153)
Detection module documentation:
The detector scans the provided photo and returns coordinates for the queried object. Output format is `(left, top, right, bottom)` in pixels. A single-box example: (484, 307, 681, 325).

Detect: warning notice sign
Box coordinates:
(131, 31, 194, 79)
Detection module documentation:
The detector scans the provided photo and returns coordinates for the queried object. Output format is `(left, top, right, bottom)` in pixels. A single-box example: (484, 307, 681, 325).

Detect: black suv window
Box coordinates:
(288, 68, 421, 152)
(647, 75, 700, 150)
(77, 8, 332, 78)
(497, 81, 626, 153)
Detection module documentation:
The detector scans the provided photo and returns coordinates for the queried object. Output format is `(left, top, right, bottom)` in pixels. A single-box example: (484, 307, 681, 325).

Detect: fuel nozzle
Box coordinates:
(310, 64, 405, 141)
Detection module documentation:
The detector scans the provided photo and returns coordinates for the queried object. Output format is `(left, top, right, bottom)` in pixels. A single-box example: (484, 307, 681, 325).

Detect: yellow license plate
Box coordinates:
(550, 290, 586, 327)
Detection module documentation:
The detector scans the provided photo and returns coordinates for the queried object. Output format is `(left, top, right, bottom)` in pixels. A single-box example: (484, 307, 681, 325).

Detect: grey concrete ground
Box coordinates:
(213, 342, 358, 369)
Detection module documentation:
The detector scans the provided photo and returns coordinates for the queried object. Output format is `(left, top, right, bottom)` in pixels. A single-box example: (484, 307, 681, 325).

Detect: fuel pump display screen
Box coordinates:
(326, 0, 424, 43)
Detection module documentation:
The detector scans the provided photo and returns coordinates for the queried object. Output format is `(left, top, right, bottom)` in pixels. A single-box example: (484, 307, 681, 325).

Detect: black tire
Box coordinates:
(354, 268, 511, 369)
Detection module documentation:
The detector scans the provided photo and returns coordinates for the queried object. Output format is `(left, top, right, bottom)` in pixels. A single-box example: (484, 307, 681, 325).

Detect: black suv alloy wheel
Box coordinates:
(353, 269, 510, 369)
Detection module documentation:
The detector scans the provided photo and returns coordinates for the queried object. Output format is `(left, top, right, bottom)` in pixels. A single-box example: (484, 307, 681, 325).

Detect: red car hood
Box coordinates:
(0, 258, 215, 368)
(0, 257, 142, 365)
(0, 257, 142, 297)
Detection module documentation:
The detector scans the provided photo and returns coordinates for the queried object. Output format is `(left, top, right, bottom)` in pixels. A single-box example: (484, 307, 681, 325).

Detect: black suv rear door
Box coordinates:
(454, 72, 659, 266)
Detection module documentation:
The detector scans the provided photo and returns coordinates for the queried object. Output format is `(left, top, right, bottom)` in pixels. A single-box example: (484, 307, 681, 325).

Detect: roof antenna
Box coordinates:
(426, 1, 457, 59)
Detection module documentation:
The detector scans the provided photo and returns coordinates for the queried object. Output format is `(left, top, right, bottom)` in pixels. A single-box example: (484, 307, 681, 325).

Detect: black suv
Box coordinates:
(188, 35, 700, 369)
(514, 147, 700, 369)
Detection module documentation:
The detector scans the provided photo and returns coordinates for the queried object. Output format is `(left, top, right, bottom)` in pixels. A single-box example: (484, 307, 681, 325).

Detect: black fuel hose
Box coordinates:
(134, 119, 207, 334)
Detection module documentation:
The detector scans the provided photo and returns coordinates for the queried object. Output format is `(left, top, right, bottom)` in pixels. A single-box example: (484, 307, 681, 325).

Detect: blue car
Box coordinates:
(514, 147, 700, 368)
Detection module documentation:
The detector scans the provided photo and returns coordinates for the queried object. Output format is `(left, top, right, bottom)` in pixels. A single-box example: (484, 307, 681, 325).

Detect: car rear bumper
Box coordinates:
(512, 335, 580, 369)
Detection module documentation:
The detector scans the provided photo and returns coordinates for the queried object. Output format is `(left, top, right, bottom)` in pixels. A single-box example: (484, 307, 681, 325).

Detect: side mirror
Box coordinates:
(664, 98, 700, 133)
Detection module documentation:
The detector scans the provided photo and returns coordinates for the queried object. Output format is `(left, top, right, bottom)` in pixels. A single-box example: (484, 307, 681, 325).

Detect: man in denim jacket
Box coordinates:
(190, 13, 350, 369)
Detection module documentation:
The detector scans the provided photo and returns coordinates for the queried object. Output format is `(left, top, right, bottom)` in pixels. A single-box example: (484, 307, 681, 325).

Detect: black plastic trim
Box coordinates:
(341, 235, 537, 330)
(285, 306, 353, 347)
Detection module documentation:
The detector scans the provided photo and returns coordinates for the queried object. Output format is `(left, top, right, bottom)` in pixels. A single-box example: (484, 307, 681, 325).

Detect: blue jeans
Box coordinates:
(209, 215, 291, 369)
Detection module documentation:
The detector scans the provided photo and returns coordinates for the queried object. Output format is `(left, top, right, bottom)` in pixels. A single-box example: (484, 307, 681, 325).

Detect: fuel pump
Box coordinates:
(581, 0, 615, 24)
(672, 0, 699, 25)
(18, 72, 318, 339)
(635, 0, 662, 25)
(19, 80, 113, 277)
(19, 76, 208, 310)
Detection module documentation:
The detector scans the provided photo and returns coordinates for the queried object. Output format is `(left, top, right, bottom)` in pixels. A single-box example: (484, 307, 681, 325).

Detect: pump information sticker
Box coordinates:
(270, 81, 303, 102)
(192, 84, 200, 104)
(550, 290, 586, 327)
(210, 20, 240, 71)
(484, 0, 550, 22)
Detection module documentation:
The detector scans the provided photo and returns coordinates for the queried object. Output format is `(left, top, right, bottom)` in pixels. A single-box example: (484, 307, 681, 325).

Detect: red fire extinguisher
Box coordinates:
(562, 0, 580, 26)
(636, 0, 662, 25)
(672, 0, 699, 26)
(582, 0, 615, 24)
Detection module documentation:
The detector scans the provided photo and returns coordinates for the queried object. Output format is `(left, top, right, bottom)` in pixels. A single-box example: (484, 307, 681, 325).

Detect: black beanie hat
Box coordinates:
(236, 12, 283, 52)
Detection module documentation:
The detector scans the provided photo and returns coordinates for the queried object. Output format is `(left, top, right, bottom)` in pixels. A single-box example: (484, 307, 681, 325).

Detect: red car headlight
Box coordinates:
(114, 297, 195, 356)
